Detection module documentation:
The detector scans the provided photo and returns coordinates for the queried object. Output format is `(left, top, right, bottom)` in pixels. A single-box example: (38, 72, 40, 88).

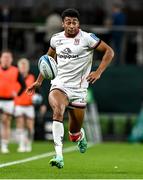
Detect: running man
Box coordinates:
(0, 50, 26, 153)
(27, 8, 114, 168)
(14, 58, 35, 152)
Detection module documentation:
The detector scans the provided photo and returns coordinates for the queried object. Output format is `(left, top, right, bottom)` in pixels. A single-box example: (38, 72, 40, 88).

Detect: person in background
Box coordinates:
(0, 50, 26, 153)
(111, 3, 126, 65)
(44, 10, 62, 52)
(0, 5, 11, 23)
(14, 58, 35, 152)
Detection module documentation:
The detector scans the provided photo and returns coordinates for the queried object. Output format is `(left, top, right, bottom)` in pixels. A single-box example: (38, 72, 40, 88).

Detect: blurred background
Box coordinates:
(0, 0, 143, 143)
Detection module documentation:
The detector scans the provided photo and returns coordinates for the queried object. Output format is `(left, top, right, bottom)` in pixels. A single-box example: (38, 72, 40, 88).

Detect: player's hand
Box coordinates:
(86, 70, 102, 84)
(26, 81, 41, 95)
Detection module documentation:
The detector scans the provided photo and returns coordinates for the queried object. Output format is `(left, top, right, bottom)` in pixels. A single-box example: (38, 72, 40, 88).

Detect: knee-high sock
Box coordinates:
(27, 129, 34, 143)
(52, 120, 64, 158)
(1, 139, 9, 149)
(16, 128, 26, 147)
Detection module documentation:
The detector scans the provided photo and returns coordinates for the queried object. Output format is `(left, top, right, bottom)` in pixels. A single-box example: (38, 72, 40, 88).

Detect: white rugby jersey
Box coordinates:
(50, 29, 101, 89)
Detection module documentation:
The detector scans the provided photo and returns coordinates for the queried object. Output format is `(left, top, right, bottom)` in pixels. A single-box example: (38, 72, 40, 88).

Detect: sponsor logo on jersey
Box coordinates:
(61, 48, 72, 54)
(58, 48, 78, 59)
(74, 39, 80, 45)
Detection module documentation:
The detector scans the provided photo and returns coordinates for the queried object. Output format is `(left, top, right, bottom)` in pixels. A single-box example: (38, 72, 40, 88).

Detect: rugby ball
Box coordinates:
(38, 55, 57, 80)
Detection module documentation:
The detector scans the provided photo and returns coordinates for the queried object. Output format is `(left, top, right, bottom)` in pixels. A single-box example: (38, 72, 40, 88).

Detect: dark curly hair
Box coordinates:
(61, 8, 80, 21)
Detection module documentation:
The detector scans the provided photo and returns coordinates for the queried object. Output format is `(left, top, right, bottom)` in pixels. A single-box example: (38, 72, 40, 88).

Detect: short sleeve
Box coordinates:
(50, 36, 56, 50)
(87, 33, 101, 49)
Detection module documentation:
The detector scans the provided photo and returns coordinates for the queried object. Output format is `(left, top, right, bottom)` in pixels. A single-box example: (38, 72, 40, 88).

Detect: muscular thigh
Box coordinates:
(68, 108, 85, 133)
(49, 89, 69, 108)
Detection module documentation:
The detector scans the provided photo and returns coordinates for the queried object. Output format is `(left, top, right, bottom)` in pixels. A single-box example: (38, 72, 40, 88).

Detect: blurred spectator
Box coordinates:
(14, 58, 35, 152)
(111, 3, 126, 65)
(105, 3, 126, 65)
(0, 6, 11, 22)
(0, 50, 26, 153)
(44, 11, 62, 52)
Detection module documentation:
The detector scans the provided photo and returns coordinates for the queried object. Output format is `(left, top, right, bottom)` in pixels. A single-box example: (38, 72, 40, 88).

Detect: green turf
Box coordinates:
(0, 142, 143, 179)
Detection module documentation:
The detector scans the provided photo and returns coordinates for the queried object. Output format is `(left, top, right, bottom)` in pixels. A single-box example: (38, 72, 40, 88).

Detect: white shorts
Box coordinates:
(14, 105, 35, 119)
(0, 100, 14, 115)
(50, 83, 87, 108)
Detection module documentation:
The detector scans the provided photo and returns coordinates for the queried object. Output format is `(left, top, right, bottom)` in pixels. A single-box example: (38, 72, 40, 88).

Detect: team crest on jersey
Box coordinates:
(74, 39, 80, 45)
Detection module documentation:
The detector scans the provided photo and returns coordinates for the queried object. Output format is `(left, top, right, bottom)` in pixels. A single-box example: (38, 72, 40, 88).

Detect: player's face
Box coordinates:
(19, 62, 29, 75)
(63, 17, 79, 37)
(0, 52, 13, 68)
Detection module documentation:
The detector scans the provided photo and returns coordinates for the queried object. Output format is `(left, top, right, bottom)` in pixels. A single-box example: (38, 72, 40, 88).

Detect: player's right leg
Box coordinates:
(48, 89, 69, 168)
(1, 113, 12, 153)
(15, 106, 26, 152)
(0, 100, 14, 153)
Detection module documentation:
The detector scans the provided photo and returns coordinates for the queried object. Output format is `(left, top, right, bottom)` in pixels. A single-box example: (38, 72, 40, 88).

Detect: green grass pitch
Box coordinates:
(0, 141, 143, 179)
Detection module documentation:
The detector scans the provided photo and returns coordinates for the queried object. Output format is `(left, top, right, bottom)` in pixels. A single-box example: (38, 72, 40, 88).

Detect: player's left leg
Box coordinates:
(25, 117, 34, 152)
(68, 107, 87, 153)
(16, 115, 26, 152)
(24, 106, 35, 152)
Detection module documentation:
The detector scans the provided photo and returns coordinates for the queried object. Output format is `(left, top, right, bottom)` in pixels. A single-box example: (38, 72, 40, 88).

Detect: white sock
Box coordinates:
(52, 120, 64, 158)
(27, 129, 34, 143)
(1, 139, 8, 149)
(80, 128, 85, 140)
(16, 129, 26, 148)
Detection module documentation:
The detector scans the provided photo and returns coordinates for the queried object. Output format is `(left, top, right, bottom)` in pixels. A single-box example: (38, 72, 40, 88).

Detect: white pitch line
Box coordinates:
(0, 143, 93, 168)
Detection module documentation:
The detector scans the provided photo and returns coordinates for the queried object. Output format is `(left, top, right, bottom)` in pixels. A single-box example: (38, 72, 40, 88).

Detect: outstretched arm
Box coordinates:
(26, 47, 56, 95)
(86, 40, 114, 84)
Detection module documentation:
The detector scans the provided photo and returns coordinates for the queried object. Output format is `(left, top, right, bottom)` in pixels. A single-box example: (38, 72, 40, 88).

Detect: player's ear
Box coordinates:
(62, 22, 64, 28)
(77, 20, 80, 28)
